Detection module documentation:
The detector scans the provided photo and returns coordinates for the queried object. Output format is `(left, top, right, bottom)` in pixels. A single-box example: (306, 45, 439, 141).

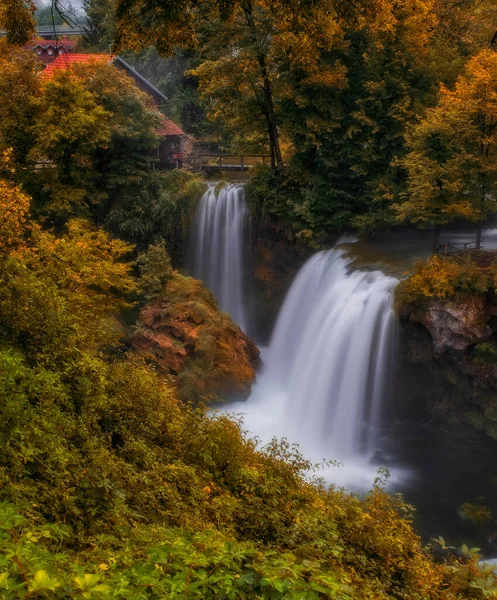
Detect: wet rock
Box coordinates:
(420, 295, 491, 354)
(250, 223, 312, 342)
(131, 273, 260, 402)
(398, 312, 497, 441)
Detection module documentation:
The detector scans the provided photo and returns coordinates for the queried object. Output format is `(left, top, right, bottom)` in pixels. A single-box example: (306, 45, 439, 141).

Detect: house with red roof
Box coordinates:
(33, 51, 195, 169)
(25, 37, 77, 65)
(39, 52, 110, 77)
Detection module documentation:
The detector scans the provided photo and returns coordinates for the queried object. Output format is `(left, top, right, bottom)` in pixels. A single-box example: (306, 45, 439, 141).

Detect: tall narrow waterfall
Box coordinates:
(190, 184, 249, 331)
(220, 243, 397, 483)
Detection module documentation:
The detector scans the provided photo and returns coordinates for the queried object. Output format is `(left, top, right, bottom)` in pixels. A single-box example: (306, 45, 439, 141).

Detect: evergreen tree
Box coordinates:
(81, 0, 114, 51)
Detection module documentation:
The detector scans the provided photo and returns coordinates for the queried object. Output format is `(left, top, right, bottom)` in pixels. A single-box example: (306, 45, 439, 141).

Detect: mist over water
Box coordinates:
(190, 183, 249, 331)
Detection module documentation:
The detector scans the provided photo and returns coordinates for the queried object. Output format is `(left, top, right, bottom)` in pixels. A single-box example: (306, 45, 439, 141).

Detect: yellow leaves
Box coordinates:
(73, 573, 109, 595)
(98, 563, 110, 571)
(445, 49, 497, 131)
(0, 151, 31, 256)
(399, 256, 461, 301)
(399, 49, 497, 229)
(6, 217, 137, 352)
(301, 64, 348, 90)
(28, 570, 60, 593)
(396, 254, 496, 310)
(0, 0, 36, 46)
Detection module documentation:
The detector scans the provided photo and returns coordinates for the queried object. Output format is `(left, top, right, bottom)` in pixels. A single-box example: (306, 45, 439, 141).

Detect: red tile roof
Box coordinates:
(40, 53, 111, 78)
(156, 114, 185, 136)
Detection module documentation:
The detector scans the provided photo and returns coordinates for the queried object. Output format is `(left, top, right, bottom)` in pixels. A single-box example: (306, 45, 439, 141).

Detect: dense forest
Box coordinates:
(1, 0, 497, 597)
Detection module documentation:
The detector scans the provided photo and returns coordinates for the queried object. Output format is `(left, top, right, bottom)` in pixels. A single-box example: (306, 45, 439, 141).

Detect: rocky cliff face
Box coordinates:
(399, 294, 497, 440)
(131, 274, 260, 403)
(414, 295, 492, 354)
(250, 222, 311, 342)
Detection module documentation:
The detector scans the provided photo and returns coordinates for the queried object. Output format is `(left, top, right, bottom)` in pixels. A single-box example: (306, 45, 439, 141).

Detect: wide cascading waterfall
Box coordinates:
(268, 248, 397, 459)
(190, 183, 249, 331)
(219, 243, 398, 485)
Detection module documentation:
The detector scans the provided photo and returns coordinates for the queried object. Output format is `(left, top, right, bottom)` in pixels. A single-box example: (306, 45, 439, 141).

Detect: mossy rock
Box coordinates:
(131, 273, 260, 402)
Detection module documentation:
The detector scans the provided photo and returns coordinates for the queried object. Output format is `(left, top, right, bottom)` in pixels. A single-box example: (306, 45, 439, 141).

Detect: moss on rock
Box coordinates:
(131, 273, 260, 402)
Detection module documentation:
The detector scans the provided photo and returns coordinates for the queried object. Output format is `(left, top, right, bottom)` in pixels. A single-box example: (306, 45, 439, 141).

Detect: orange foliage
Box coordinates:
(0, 149, 30, 255)
(396, 254, 495, 309)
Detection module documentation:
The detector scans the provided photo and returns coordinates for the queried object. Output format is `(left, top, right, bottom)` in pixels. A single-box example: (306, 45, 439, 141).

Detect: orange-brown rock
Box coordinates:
(131, 273, 260, 402)
(419, 294, 492, 354)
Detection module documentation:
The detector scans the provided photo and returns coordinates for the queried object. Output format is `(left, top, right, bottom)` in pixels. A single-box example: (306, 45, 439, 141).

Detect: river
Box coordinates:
(189, 184, 497, 557)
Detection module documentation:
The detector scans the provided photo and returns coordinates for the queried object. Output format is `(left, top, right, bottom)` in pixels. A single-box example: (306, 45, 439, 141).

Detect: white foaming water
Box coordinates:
(190, 184, 249, 331)
(218, 243, 402, 490)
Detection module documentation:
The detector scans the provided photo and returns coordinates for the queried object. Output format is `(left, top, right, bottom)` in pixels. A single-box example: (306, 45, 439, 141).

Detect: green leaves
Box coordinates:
(137, 240, 173, 299)
(73, 573, 108, 596)
(28, 570, 60, 594)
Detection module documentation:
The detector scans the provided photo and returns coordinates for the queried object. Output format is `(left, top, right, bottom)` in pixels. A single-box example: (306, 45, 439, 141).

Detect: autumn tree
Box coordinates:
(190, 14, 284, 161)
(113, 0, 393, 169)
(186, 2, 288, 167)
(0, 149, 31, 256)
(397, 49, 497, 252)
(28, 68, 111, 219)
(25, 61, 161, 224)
(0, 183, 135, 357)
(0, 42, 40, 166)
(430, 0, 497, 86)
(81, 0, 115, 51)
(0, 0, 36, 45)
(274, 0, 438, 234)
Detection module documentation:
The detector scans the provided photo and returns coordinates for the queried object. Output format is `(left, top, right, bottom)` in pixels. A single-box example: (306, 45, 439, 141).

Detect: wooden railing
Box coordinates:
(437, 241, 482, 256)
(188, 154, 270, 171)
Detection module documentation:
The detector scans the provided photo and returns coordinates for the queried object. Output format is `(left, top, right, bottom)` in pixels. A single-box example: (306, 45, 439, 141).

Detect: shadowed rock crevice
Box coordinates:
(399, 303, 497, 441)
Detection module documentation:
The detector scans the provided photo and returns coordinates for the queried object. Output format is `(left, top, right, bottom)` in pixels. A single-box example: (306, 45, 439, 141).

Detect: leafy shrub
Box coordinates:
(395, 253, 496, 310)
(137, 240, 173, 299)
(459, 501, 492, 525)
(0, 504, 351, 599)
(107, 169, 206, 261)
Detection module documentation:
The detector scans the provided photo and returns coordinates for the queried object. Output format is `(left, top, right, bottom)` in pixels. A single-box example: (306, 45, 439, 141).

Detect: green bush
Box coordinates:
(137, 240, 173, 299)
(0, 504, 350, 599)
(106, 169, 206, 261)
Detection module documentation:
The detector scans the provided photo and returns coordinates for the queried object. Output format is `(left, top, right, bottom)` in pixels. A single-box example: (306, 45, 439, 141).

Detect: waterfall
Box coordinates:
(190, 184, 249, 331)
(219, 242, 398, 484)
(267, 247, 397, 459)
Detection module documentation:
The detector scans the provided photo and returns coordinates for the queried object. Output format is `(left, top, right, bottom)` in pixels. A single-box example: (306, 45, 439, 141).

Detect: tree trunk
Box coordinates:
(256, 54, 283, 170)
(432, 224, 441, 255)
(476, 222, 483, 249)
(242, 2, 283, 170)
